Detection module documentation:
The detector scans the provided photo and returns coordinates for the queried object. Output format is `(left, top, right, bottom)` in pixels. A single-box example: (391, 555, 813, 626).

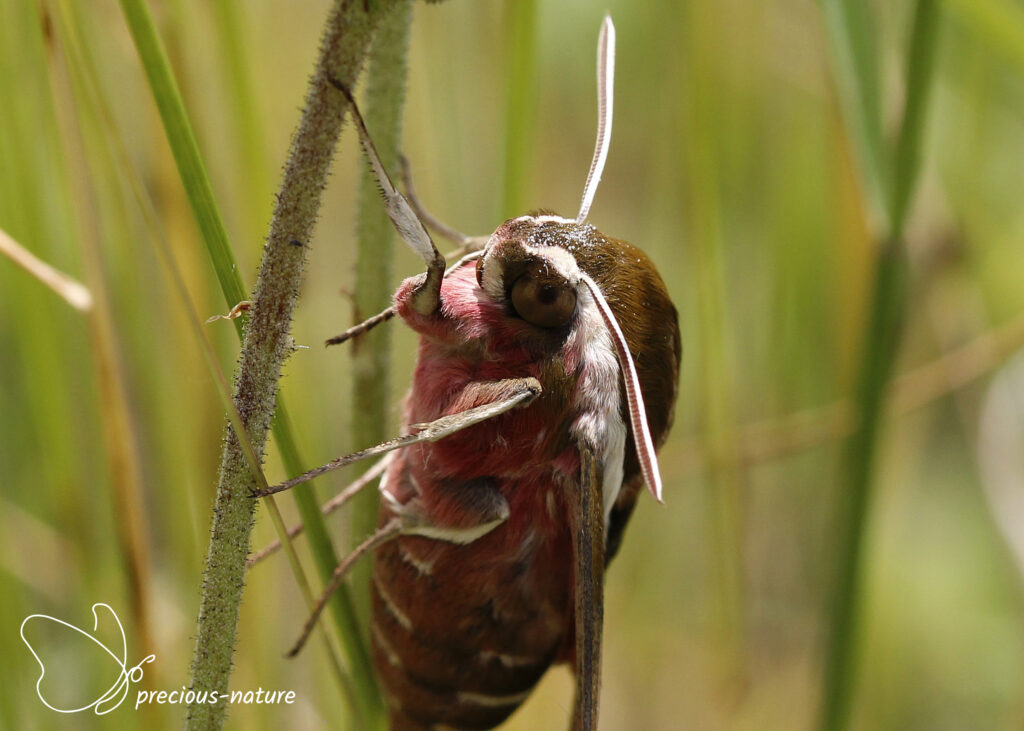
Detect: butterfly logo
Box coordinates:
(20, 602, 156, 715)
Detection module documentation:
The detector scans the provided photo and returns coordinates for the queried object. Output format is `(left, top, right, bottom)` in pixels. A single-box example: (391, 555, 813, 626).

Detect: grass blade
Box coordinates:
(819, 2, 943, 729)
(349, 0, 414, 633)
(116, 0, 246, 310)
(0, 227, 93, 311)
(114, 0, 401, 726)
(499, 0, 537, 218)
(820, 0, 889, 231)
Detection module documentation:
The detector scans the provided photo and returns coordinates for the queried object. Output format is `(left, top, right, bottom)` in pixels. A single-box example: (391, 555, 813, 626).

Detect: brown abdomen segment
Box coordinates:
(371, 523, 572, 730)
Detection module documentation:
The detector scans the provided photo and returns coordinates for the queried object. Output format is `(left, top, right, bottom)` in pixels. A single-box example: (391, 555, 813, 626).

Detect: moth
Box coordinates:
(256, 16, 680, 730)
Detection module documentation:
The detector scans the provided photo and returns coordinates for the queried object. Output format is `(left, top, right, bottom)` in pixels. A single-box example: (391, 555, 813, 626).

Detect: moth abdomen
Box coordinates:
(372, 474, 574, 730)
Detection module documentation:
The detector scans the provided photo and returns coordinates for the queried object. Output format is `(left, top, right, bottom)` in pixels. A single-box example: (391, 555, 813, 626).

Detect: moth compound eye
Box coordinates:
(510, 274, 577, 328)
(476, 257, 485, 288)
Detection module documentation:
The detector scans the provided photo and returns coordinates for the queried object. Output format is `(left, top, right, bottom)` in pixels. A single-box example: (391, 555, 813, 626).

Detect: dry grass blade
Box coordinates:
(0, 227, 92, 311)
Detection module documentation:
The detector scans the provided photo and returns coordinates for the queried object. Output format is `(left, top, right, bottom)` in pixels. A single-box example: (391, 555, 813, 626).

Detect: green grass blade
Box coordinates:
(114, 0, 388, 725)
(819, 2, 943, 730)
(680, 0, 747, 686)
(116, 0, 246, 310)
(890, 0, 943, 239)
(349, 0, 414, 642)
(820, 0, 889, 231)
(272, 396, 379, 726)
(209, 0, 273, 257)
(499, 0, 537, 218)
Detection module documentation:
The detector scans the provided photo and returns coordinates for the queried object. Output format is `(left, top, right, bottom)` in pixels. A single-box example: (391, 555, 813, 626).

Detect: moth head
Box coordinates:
(474, 216, 589, 331)
(468, 212, 671, 504)
(415, 16, 670, 503)
(471, 7, 616, 326)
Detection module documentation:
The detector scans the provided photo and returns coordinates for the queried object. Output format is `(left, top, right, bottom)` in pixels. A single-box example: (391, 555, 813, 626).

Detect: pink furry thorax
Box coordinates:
(389, 262, 582, 541)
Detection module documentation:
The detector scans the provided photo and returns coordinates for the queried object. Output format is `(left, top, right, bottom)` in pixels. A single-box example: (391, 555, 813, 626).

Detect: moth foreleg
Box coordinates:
(571, 440, 605, 731)
(325, 306, 396, 347)
(330, 79, 445, 316)
(324, 244, 485, 348)
(254, 377, 541, 498)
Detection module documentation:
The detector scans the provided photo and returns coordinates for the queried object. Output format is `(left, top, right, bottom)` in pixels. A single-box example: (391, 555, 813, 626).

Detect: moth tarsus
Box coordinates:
(286, 518, 403, 658)
(324, 306, 396, 346)
(248, 456, 392, 567)
(265, 16, 680, 730)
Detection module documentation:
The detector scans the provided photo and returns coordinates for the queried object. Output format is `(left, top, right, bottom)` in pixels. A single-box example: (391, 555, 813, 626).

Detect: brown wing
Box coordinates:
(571, 231, 682, 560)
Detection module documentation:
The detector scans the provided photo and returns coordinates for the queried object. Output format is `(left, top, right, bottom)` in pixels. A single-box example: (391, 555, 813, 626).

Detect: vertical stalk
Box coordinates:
(820, 0, 888, 231)
(680, 0, 746, 690)
(63, 0, 359, 712)
(819, 2, 942, 729)
(209, 0, 273, 262)
(349, 0, 414, 631)
(499, 0, 537, 218)
(44, 13, 156, 676)
(124, 0, 404, 726)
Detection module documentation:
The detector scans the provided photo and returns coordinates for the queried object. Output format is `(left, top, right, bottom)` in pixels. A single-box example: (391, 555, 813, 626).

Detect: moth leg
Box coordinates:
(571, 440, 605, 731)
(286, 517, 403, 657)
(325, 307, 396, 347)
(330, 79, 445, 315)
(286, 421, 518, 655)
(288, 477, 511, 656)
(399, 155, 489, 255)
(254, 377, 541, 498)
(248, 455, 393, 567)
(324, 243, 484, 347)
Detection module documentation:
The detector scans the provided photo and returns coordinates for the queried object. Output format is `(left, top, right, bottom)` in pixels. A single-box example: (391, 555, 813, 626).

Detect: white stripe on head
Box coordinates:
(515, 214, 576, 225)
(478, 240, 581, 301)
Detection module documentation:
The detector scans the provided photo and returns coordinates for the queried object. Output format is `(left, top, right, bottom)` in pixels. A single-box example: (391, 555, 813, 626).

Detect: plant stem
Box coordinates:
(499, 0, 537, 218)
(819, 2, 942, 729)
(820, 0, 888, 231)
(680, 0, 746, 688)
(349, 0, 414, 631)
(820, 243, 908, 731)
(169, 0, 402, 727)
(889, 0, 943, 242)
(69, 0, 358, 712)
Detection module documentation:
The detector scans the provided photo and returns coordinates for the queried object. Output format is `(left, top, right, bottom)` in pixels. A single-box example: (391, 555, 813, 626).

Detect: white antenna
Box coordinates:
(576, 16, 615, 224)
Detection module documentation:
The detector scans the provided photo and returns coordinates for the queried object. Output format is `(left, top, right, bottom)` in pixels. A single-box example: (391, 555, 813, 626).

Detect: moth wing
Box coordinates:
(571, 440, 605, 731)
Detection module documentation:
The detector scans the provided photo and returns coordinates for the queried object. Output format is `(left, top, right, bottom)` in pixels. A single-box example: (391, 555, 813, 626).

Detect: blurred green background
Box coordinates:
(3, 0, 1024, 728)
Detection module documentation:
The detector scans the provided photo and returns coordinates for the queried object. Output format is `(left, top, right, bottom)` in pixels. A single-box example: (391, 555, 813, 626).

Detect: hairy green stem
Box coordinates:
(349, 0, 414, 634)
(174, 1, 403, 727)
